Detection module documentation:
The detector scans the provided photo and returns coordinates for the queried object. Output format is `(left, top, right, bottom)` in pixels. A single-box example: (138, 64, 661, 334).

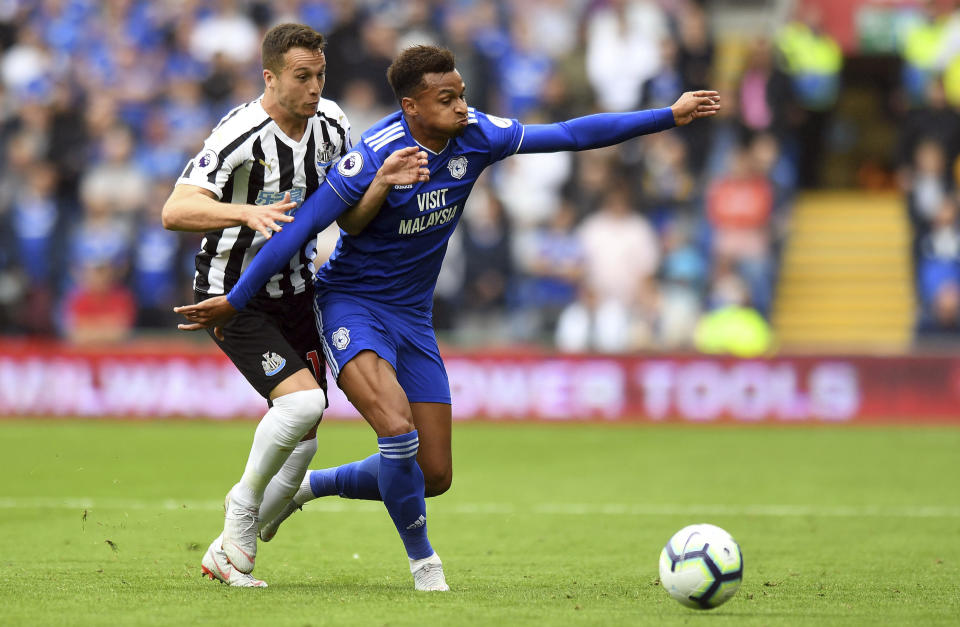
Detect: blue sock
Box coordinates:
(377, 430, 433, 560)
(308, 454, 381, 500)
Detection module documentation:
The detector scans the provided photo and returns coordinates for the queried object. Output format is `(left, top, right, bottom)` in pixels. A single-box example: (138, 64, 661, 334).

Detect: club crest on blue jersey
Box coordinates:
(316, 141, 338, 167)
(332, 327, 350, 350)
(447, 156, 468, 179)
(261, 352, 286, 376)
(337, 152, 363, 177)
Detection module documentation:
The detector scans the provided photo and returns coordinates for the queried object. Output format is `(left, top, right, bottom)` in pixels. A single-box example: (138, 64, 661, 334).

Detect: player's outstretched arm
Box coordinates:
(162, 185, 296, 239)
(336, 146, 429, 235)
(516, 91, 720, 154)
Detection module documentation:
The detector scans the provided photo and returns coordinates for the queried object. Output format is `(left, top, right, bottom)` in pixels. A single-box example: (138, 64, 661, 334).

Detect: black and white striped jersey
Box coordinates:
(177, 96, 351, 298)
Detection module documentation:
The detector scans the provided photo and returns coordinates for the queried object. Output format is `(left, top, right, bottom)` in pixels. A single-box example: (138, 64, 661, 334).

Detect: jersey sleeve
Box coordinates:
(226, 181, 352, 309)
(322, 143, 379, 207)
(517, 108, 675, 154)
(175, 127, 246, 199)
(474, 110, 525, 164)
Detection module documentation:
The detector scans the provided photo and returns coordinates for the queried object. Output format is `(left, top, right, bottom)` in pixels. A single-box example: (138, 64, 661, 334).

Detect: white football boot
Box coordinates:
(201, 535, 267, 587)
(410, 552, 450, 591)
(259, 498, 302, 543)
(222, 487, 259, 573)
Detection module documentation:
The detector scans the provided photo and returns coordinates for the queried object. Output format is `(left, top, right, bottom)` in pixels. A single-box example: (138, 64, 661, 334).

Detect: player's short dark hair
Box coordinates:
(261, 23, 325, 73)
(386, 45, 456, 102)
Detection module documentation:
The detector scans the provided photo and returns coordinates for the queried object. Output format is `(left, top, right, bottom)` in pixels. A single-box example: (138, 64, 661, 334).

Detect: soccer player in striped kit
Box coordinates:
(163, 23, 428, 587)
(175, 45, 719, 591)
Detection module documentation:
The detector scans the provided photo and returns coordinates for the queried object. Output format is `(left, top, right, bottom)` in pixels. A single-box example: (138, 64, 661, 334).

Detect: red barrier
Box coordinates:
(1, 341, 958, 423)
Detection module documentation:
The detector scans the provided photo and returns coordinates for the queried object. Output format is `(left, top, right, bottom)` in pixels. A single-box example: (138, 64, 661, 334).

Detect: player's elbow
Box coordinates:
(336, 217, 364, 236)
(160, 195, 187, 231)
(160, 202, 177, 230)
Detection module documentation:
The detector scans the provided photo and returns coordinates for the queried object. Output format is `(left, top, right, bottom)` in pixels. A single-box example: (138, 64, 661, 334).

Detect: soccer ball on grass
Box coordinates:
(658, 523, 743, 609)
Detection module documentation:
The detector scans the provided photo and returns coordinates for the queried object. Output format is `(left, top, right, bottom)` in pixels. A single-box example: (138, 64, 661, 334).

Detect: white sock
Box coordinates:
(258, 437, 317, 529)
(235, 389, 326, 507)
(293, 473, 317, 504)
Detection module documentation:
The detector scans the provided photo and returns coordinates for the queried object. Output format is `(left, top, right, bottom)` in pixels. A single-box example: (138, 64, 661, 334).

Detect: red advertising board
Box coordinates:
(1, 341, 958, 423)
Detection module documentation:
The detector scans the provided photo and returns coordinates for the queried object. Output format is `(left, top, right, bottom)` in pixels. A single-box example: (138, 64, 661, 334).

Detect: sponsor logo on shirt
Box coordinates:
(255, 187, 305, 208)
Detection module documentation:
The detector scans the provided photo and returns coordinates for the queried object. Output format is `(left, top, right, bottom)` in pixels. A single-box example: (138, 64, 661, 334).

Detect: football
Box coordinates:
(658, 523, 743, 609)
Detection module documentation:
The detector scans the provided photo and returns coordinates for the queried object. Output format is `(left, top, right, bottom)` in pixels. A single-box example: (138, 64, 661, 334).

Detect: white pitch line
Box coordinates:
(0, 498, 958, 518)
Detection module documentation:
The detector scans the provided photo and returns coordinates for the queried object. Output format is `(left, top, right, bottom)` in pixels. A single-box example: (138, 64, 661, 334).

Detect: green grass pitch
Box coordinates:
(0, 419, 957, 626)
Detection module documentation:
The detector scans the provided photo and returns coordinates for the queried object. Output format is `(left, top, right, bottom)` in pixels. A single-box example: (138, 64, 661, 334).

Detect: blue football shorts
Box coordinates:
(315, 292, 451, 404)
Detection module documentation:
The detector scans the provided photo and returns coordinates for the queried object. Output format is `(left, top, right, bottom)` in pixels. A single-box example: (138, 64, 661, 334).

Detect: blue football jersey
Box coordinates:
(316, 108, 524, 310)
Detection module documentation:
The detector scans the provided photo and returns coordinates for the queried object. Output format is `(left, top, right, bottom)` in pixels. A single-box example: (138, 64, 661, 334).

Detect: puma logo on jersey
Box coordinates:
(258, 158, 274, 172)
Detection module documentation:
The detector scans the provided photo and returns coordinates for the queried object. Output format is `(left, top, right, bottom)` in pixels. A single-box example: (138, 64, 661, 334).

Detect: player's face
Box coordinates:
(266, 47, 326, 120)
(410, 70, 468, 138)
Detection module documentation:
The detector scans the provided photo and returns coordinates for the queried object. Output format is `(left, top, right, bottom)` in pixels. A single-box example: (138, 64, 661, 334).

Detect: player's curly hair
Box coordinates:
(261, 23, 325, 73)
(387, 45, 456, 102)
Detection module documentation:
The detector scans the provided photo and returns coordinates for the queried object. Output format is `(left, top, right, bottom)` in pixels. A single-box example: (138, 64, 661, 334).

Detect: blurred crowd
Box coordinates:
(0, 0, 850, 352)
(898, 0, 960, 336)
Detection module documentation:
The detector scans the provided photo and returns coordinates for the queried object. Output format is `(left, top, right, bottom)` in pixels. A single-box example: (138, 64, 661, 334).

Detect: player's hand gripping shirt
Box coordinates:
(177, 96, 351, 299)
(226, 106, 676, 311)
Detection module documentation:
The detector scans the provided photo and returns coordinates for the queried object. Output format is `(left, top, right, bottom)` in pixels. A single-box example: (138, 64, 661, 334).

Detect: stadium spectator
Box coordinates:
(556, 183, 661, 352)
(737, 38, 796, 141)
(514, 200, 584, 343)
(62, 257, 136, 346)
(775, 3, 843, 188)
(458, 189, 516, 344)
(584, 0, 668, 112)
(656, 215, 706, 349)
(188, 0, 260, 66)
(706, 146, 775, 314)
(906, 138, 952, 261)
(917, 194, 960, 333)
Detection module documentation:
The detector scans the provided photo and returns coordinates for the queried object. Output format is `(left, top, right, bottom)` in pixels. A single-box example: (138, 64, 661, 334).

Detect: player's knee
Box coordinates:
(273, 388, 327, 435)
(301, 419, 321, 441)
(375, 416, 416, 438)
(364, 397, 414, 437)
(423, 468, 452, 497)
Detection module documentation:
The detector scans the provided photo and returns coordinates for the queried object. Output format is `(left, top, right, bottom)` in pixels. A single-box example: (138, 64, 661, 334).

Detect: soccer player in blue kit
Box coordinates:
(176, 45, 719, 591)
